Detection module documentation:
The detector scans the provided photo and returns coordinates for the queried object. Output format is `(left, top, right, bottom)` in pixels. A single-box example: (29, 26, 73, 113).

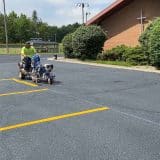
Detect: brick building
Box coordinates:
(86, 0, 160, 49)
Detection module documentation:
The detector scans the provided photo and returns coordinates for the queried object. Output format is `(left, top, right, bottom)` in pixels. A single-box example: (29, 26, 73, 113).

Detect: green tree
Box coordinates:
(32, 10, 39, 37)
(7, 11, 19, 42)
(0, 13, 5, 42)
(0, 11, 80, 43)
(149, 18, 160, 67)
(16, 14, 33, 42)
(46, 26, 58, 41)
(37, 22, 49, 40)
(32, 10, 38, 23)
(57, 23, 80, 42)
(139, 22, 154, 64)
(139, 18, 160, 68)
(62, 33, 74, 58)
(72, 25, 107, 60)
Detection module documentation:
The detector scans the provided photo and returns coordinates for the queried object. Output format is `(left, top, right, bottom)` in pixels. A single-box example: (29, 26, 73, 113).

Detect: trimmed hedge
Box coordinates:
(98, 45, 147, 65)
(97, 45, 129, 61)
(123, 46, 147, 65)
(72, 25, 107, 60)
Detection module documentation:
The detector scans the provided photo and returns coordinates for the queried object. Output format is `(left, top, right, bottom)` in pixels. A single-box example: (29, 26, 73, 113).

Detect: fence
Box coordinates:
(0, 43, 64, 55)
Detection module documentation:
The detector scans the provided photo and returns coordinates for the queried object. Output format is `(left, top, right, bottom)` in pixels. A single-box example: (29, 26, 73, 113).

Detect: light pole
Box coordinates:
(2, 0, 9, 53)
(85, 12, 91, 23)
(54, 33, 57, 42)
(76, 3, 89, 24)
(36, 32, 40, 38)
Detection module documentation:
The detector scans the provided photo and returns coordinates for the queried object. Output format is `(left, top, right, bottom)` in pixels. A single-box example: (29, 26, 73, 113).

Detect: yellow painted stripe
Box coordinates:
(0, 78, 12, 81)
(12, 78, 38, 87)
(0, 88, 48, 97)
(0, 107, 109, 132)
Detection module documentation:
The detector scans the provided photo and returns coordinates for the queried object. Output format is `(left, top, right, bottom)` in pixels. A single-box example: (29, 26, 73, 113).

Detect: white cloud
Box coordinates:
(0, 0, 116, 26)
(46, 0, 68, 5)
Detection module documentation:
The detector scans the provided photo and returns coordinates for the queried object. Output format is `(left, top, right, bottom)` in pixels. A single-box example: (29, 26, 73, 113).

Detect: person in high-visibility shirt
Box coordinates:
(21, 42, 36, 60)
(20, 42, 36, 71)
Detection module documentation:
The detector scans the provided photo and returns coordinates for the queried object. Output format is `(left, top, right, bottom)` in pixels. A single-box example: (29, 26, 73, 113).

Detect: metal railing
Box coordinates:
(0, 44, 63, 55)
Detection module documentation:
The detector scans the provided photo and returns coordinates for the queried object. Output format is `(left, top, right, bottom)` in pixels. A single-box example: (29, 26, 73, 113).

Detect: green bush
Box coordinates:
(149, 19, 160, 68)
(139, 18, 160, 68)
(62, 33, 74, 58)
(123, 46, 147, 65)
(98, 45, 147, 65)
(139, 22, 153, 64)
(72, 25, 106, 60)
(98, 45, 130, 61)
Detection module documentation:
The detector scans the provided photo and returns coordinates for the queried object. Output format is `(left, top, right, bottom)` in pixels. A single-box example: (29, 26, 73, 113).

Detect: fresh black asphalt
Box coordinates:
(0, 55, 160, 160)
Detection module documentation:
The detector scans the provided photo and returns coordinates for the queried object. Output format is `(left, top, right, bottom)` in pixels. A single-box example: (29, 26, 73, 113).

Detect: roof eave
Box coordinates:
(86, 0, 132, 25)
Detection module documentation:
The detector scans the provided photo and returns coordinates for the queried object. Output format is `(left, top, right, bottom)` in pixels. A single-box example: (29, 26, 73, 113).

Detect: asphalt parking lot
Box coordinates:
(1, 55, 160, 160)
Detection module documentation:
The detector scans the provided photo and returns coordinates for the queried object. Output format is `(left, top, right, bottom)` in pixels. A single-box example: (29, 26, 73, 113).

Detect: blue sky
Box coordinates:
(0, 0, 116, 26)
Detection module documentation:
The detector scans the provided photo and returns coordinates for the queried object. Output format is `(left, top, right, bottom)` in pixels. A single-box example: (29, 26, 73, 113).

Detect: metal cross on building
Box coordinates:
(137, 9, 147, 33)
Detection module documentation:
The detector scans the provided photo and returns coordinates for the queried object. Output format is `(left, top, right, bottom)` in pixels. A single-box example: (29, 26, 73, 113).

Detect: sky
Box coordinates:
(0, 0, 116, 26)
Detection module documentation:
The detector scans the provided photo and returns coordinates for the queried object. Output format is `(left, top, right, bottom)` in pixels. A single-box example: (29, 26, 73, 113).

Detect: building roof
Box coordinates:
(86, 0, 132, 25)
(27, 38, 57, 46)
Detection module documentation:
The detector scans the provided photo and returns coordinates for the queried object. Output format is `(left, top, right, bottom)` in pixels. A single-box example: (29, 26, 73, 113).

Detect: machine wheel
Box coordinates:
(48, 78, 53, 85)
(19, 72, 25, 80)
(35, 78, 39, 84)
(32, 78, 36, 83)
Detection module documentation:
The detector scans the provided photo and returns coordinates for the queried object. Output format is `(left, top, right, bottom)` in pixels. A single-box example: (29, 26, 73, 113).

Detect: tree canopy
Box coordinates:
(0, 11, 80, 43)
(139, 18, 160, 67)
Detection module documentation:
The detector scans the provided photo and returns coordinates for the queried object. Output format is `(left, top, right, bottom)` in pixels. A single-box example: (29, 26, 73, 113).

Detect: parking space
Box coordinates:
(0, 76, 108, 133)
(0, 78, 47, 97)
(1, 55, 160, 160)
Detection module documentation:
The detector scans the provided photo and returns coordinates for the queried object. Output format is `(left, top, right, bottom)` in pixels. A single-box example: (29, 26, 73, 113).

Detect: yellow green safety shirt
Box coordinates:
(21, 46, 36, 58)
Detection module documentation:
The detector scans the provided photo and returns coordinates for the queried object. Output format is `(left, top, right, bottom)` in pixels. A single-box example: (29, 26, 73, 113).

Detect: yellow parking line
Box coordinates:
(0, 78, 12, 81)
(0, 107, 110, 132)
(12, 78, 38, 87)
(0, 88, 48, 97)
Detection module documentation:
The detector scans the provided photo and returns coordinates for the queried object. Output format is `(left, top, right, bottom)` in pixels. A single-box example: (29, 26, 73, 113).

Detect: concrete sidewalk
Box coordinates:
(48, 57, 160, 74)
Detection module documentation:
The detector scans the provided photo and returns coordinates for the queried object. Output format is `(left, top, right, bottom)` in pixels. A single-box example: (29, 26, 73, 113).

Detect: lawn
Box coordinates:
(85, 60, 133, 67)
(0, 47, 63, 55)
(0, 43, 64, 55)
(0, 48, 21, 54)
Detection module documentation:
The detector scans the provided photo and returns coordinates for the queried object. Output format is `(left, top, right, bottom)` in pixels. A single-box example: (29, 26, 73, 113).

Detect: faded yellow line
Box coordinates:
(0, 88, 48, 97)
(0, 107, 110, 132)
(12, 78, 38, 87)
(0, 78, 12, 81)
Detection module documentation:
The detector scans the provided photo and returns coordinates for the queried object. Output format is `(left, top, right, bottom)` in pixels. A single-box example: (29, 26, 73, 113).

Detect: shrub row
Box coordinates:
(97, 45, 147, 65)
(63, 18, 160, 68)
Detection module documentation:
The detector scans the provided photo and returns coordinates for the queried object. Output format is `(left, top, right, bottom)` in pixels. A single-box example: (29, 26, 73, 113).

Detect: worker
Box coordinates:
(21, 42, 36, 60)
(20, 42, 36, 71)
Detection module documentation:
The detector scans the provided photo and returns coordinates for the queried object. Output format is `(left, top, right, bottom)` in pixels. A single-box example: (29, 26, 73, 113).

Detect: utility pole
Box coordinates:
(54, 33, 57, 42)
(85, 12, 91, 23)
(2, 0, 9, 53)
(76, 3, 89, 24)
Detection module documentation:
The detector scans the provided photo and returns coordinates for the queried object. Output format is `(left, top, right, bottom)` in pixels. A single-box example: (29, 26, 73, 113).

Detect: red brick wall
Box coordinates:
(99, 0, 160, 50)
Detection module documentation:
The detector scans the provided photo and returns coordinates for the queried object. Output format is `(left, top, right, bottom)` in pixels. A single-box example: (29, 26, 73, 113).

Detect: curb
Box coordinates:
(48, 57, 160, 74)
